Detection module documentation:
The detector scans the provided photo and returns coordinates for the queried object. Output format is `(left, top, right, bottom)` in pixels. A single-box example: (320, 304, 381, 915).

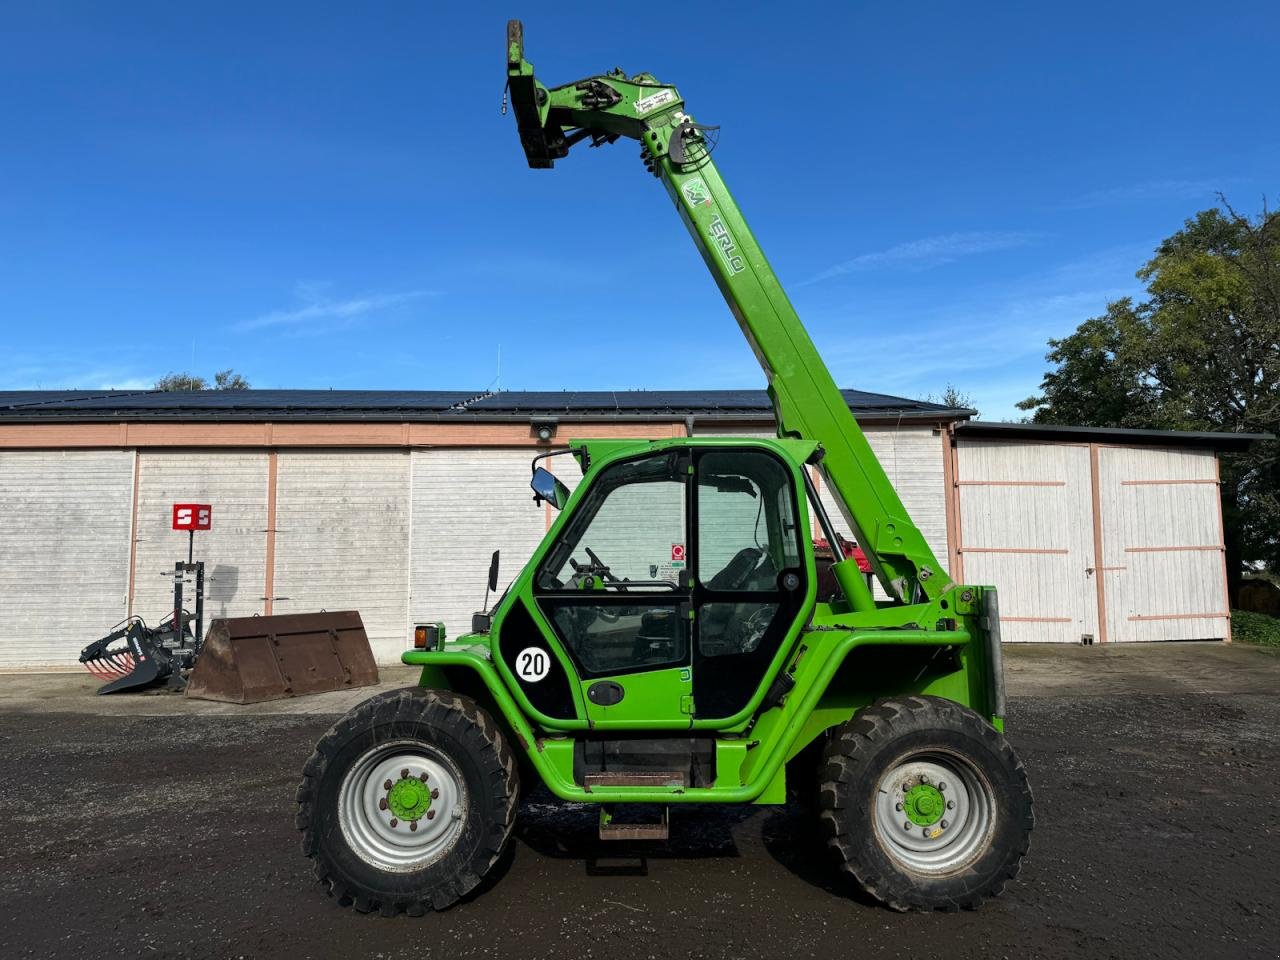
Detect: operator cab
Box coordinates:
(498, 440, 814, 729)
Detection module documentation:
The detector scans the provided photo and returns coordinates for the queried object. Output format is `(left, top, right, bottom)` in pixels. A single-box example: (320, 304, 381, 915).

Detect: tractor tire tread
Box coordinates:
(296, 686, 519, 917)
(819, 695, 1033, 912)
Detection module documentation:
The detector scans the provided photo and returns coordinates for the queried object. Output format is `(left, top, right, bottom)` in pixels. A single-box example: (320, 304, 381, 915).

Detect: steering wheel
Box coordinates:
(570, 547, 625, 622)
(585, 547, 623, 584)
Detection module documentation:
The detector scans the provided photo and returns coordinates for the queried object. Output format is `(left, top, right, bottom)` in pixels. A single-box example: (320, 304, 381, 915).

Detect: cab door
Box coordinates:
(532, 450, 694, 729)
(691, 448, 808, 723)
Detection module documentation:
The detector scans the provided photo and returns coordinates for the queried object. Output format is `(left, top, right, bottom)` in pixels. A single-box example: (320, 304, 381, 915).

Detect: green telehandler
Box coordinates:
(296, 21, 1033, 915)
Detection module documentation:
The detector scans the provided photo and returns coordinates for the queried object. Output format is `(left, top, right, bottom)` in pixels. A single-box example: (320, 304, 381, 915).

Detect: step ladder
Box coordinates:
(584, 771, 687, 841)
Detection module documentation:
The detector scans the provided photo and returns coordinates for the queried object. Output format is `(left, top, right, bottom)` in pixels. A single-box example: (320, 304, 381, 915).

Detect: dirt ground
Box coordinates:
(2, 643, 1277, 960)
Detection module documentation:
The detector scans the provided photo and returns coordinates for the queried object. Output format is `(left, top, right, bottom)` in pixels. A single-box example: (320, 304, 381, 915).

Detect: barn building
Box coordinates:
(0, 389, 1254, 667)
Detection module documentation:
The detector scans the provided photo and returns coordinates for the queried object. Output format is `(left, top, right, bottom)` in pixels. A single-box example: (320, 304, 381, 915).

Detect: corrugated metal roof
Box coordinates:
(0, 388, 968, 423)
(954, 420, 1272, 451)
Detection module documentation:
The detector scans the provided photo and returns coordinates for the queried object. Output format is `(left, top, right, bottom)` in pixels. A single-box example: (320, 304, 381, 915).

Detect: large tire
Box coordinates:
(819, 695, 1033, 911)
(296, 687, 519, 916)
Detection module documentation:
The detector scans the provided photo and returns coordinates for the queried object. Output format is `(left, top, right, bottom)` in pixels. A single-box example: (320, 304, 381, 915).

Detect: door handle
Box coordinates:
(587, 680, 625, 706)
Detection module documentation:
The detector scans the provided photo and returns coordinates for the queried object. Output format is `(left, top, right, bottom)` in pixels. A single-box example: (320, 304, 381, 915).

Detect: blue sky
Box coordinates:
(1, 2, 1275, 420)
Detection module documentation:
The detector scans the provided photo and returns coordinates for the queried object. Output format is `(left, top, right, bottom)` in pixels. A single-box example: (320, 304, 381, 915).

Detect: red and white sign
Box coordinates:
(671, 543, 686, 562)
(172, 503, 212, 531)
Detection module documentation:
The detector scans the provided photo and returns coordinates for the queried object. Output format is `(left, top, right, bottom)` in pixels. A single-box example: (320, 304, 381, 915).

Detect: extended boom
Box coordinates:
(507, 21, 949, 608)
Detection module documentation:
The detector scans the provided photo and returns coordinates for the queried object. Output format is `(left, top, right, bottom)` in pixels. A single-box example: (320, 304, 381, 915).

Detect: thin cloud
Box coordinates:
(0, 358, 160, 391)
(1061, 178, 1228, 210)
(237, 289, 430, 332)
(96, 377, 155, 390)
(801, 231, 1039, 286)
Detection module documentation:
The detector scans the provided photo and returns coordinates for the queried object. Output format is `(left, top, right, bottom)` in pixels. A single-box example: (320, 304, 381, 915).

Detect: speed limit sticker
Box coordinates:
(515, 647, 551, 682)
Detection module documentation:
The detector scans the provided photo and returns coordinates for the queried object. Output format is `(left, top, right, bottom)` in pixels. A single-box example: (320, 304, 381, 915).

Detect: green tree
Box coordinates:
(922, 383, 977, 416)
(155, 368, 250, 391)
(1018, 200, 1279, 596)
(213, 369, 250, 390)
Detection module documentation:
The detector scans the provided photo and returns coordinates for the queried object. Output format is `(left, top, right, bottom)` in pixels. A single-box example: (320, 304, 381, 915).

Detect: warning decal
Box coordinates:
(634, 88, 676, 115)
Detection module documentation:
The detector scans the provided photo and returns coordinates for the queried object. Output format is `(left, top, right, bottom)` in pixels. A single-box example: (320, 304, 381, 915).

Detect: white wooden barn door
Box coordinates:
(1094, 446, 1229, 642)
(954, 440, 1099, 643)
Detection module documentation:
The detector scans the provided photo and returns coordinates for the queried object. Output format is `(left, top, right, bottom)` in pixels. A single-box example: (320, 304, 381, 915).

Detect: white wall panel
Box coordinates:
(273, 451, 410, 663)
(0, 451, 133, 666)
(410, 449, 566, 640)
(133, 452, 268, 623)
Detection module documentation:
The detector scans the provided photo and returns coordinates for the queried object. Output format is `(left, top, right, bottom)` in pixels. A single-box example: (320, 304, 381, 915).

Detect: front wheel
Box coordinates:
(296, 687, 519, 916)
(819, 695, 1033, 911)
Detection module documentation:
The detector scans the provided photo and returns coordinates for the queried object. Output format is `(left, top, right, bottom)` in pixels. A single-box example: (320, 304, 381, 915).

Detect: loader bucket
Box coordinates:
(185, 610, 379, 704)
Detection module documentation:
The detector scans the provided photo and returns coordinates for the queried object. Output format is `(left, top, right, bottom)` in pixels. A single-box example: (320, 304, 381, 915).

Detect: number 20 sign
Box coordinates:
(172, 503, 212, 531)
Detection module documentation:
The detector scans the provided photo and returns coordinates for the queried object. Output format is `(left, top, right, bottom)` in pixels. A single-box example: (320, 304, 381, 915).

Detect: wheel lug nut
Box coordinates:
(383, 779, 393, 790)
(902, 782, 912, 792)
(410, 821, 418, 832)
(389, 818, 398, 828)
(378, 798, 388, 811)
(401, 768, 410, 779)
(938, 781, 947, 792)
(431, 788, 440, 800)
(427, 809, 436, 820)
(919, 774, 928, 785)
(941, 819, 949, 828)
(903, 821, 912, 831)
(419, 772, 429, 782)
(895, 802, 903, 811)
(947, 800, 955, 809)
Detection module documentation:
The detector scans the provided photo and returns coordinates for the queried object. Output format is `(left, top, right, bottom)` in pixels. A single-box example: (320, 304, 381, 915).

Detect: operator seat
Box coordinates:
(699, 547, 773, 657)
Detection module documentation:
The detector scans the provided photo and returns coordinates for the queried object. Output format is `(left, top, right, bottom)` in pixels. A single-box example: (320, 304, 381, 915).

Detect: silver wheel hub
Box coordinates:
(338, 740, 467, 872)
(872, 752, 994, 875)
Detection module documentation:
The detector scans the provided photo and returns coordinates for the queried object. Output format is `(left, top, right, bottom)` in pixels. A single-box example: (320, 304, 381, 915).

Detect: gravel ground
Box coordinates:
(1, 648, 1277, 960)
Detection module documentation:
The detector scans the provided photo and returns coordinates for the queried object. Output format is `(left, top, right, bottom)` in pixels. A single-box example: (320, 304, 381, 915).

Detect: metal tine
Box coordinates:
(101, 653, 133, 677)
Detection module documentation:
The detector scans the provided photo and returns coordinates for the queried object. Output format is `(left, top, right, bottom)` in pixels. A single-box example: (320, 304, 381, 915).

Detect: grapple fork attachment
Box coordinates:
(78, 621, 166, 695)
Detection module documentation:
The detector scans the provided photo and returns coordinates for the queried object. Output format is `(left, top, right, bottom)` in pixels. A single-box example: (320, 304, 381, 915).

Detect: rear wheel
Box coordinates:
(819, 695, 1033, 911)
(296, 687, 519, 915)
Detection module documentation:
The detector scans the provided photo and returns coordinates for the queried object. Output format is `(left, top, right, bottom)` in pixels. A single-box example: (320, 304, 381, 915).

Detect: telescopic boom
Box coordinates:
(506, 21, 950, 608)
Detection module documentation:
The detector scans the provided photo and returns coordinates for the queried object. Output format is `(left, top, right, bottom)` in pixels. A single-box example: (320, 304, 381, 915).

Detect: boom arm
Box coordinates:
(506, 21, 950, 607)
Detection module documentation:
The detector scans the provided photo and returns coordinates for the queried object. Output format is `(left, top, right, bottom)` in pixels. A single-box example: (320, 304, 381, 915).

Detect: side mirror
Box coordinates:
(487, 549, 500, 594)
(531, 466, 570, 510)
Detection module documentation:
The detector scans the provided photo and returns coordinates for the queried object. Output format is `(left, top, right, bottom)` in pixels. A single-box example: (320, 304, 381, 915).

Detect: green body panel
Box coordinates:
(580, 665, 691, 729)
(392, 24, 1008, 810)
